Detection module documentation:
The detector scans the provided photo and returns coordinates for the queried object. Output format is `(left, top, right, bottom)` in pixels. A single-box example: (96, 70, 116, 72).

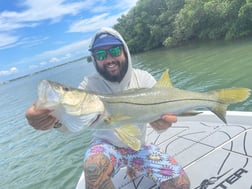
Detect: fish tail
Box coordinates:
(210, 88, 251, 123)
(114, 125, 141, 151)
(216, 88, 251, 104)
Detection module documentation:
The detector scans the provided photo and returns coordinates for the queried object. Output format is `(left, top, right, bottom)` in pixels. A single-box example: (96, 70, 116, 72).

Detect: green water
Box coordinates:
(1, 38, 252, 189)
(133, 39, 252, 111)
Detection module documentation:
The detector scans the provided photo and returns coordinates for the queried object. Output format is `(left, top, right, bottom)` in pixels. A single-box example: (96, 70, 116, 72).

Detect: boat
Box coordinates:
(76, 111, 252, 189)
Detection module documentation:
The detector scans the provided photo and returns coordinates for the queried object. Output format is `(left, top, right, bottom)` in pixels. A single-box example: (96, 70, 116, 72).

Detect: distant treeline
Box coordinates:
(114, 0, 252, 53)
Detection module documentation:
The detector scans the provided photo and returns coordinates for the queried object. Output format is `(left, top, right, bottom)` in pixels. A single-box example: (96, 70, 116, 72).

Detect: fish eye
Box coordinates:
(63, 87, 70, 91)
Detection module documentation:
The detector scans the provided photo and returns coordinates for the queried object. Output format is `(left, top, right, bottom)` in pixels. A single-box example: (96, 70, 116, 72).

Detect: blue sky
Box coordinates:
(0, 0, 137, 82)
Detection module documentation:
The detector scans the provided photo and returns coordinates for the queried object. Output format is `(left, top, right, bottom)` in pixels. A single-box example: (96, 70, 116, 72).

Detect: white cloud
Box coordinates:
(0, 35, 49, 50)
(0, 67, 18, 76)
(38, 39, 90, 59)
(67, 0, 138, 33)
(0, 33, 19, 49)
(0, 0, 87, 48)
(68, 13, 121, 33)
(0, 0, 87, 31)
(22, 39, 89, 71)
(61, 53, 72, 60)
(49, 57, 60, 63)
(0, 0, 138, 48)
(0, 0, 139, 77)
(39, 61, 47, 66)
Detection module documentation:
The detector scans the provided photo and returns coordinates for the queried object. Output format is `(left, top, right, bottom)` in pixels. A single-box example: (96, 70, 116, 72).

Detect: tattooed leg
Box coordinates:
(160, 173, 190, 189)
(84, 153, 115, 189)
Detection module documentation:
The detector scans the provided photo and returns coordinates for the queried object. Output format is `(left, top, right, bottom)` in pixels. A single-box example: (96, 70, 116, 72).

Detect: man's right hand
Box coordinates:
(25, 102, 57, 130)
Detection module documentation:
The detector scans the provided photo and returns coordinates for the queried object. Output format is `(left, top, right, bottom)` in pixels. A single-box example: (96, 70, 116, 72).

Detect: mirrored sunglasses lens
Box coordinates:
(95, 50, 106, 60)
(109, 46, 121, 57)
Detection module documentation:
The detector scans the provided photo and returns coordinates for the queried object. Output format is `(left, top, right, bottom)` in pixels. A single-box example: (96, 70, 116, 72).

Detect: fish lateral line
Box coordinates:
(104, 98, 228, 106)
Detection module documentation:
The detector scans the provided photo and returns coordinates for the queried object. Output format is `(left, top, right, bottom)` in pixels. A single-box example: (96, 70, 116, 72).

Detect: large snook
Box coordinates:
(35, 70, 251, 150)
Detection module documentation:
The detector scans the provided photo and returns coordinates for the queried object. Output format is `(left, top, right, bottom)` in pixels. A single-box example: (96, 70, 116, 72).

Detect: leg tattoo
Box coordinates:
(84, 154, 115, 189)
(160, 173, 190, 189)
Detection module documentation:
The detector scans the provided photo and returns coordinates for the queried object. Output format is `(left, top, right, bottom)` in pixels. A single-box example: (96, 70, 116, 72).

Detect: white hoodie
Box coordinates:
(79, 27, 156, 147)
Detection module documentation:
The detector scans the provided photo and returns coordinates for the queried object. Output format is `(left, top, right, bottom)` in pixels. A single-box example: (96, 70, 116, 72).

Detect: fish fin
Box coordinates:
(216, 88, 251, 104)
(209, 105, 228, 123)
(114, 125, 141, 151)
(178, 110, 203, 116)
(51, 106, 100, 132)
(154, 69, 174, 88)
(104, 115, 130, 124)
(209, 88, 251, 123)
(64, 105, 82, 115)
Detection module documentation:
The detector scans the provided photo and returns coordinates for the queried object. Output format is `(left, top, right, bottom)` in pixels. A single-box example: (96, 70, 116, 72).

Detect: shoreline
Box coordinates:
(0, 56, 87, 86)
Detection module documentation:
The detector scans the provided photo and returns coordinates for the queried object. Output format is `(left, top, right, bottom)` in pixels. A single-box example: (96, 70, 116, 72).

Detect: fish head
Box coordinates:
(36, 80, 65, 109)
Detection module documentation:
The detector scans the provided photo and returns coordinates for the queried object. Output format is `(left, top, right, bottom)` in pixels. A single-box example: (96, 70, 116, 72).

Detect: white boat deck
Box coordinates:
(76, 111, 252, 189)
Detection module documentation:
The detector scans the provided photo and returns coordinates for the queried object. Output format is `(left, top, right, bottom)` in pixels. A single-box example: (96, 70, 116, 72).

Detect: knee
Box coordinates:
(84, 153, 113, 178)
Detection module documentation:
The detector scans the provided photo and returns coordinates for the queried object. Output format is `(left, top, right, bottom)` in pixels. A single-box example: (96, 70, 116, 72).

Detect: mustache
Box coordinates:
(104, 61, 119, 68)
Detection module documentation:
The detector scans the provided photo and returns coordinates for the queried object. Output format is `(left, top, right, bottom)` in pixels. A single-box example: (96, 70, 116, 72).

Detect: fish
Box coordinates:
(35, 70, 251, 150)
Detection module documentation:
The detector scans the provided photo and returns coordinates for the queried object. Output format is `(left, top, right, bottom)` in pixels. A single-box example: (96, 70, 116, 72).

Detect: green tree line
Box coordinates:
(114, 0, 252, 53)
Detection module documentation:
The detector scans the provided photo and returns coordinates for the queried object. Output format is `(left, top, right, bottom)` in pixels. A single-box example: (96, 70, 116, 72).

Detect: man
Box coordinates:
(26, 27, 190, 189)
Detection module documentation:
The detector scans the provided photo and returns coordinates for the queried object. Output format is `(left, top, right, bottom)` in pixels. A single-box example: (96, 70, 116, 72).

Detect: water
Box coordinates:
(1, 39, 252, 189)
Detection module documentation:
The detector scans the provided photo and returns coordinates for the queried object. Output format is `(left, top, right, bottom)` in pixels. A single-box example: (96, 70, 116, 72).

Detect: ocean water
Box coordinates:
(1, 39, 252, 189)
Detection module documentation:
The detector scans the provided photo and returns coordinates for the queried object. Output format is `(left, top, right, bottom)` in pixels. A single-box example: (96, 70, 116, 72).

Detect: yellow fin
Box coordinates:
(210, 88, 251, 123)
(104, 115, 130, 124)
(114, 125, 141, 151)
(154, 69, 174, 88)
(216, 88, 251, 104)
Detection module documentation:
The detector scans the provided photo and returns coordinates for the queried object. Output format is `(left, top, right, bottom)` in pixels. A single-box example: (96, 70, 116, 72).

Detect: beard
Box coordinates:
(95, 59, 128, 82)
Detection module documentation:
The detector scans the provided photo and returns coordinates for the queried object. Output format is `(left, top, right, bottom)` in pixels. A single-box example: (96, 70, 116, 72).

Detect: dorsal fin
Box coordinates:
(154, 69, 174, 88)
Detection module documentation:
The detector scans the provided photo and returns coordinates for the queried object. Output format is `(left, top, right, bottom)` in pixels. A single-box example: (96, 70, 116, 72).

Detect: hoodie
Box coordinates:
(79, 27, 156, 147)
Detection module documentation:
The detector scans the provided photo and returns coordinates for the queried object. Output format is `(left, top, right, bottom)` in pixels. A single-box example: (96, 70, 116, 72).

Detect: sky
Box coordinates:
(0, 0, 138, 82)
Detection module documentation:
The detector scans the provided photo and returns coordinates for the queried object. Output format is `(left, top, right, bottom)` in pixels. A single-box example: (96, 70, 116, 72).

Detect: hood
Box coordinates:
(88, 27, 133, 93)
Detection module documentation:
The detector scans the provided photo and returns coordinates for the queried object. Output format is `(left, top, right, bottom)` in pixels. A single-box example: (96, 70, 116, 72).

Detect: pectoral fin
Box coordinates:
(114, 125, 141, 151)
(104, 115, 130, 124)
(178, 110, 203, 116)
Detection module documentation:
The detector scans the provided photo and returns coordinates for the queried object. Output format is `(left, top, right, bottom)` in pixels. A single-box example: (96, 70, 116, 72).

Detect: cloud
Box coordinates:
(0, 0, 139, 79)
(0, 0, 138, 48)
(68, 13, 122, 33)
(0, 0, 87, 48)
(68, 0, 138, 33)
(0, 33, 19, 49)
(49, 57, 60, 63)
(38, 39, 90, 59)
(0, 0, 87, 31)
(0, 67, 18, 76)
(25, 38, 90, 71)
(0, 35, 49, 50)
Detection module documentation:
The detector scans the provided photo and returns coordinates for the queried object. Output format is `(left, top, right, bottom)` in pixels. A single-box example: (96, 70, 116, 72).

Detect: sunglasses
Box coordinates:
(93, 46, 122, 61)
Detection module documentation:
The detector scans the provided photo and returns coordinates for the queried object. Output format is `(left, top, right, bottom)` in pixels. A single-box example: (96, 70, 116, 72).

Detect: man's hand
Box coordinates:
(25, 102, 57, 130)
(150, 114, 177, 132)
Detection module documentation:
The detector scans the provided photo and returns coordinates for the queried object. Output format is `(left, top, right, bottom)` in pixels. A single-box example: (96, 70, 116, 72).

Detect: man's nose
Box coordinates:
(105, 52, 114, 61)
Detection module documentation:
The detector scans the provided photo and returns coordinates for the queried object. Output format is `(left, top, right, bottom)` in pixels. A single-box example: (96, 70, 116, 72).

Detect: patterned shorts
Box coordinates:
(84, 140, 185, 184)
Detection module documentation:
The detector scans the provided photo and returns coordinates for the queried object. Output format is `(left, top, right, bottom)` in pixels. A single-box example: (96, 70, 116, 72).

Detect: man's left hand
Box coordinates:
(150, 114, 177, 132)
